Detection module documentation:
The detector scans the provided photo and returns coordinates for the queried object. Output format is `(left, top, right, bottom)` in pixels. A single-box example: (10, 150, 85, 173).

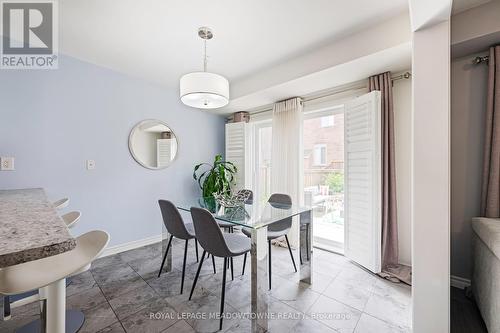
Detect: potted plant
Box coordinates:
(193, 155, 237, 210)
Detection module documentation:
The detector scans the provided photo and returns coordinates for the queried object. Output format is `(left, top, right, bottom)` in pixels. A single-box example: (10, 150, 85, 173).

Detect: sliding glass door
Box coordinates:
(249, 106, 345, 253)
(303, 106, 345, 253)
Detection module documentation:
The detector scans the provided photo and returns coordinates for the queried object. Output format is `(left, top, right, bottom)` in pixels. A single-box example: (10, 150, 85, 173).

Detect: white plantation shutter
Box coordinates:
(157, 139, 172, 168)
(225, 122, 251, 191)
(344, 91, 382, 273)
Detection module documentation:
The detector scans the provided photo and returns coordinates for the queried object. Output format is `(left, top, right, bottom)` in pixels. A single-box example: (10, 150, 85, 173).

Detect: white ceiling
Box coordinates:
(61, 0, 408, 88)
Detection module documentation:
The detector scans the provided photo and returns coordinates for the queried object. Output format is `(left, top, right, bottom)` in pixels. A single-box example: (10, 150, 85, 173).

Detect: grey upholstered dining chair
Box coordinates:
(189, 207, 251, 331)
(241, 193, 297, 289)
(217, 189, 253, 233)
(157, 200, 216, 294)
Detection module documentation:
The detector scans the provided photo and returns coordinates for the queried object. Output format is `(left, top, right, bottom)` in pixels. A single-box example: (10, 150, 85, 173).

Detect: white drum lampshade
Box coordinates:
(180, 72, 229, 109)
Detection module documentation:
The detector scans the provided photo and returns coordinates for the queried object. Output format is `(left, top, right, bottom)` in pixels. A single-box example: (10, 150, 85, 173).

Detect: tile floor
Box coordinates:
(0, 239, 412, 333)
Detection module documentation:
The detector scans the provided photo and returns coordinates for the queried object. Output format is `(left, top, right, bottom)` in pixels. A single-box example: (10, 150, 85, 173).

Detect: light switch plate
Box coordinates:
(86, 160, 95, 170)
(0, 157, 15, 171)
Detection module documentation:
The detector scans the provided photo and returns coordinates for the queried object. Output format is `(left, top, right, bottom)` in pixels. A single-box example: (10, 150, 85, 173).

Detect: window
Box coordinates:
(320, 115, 335, 127)
(313, 144, 327, 166)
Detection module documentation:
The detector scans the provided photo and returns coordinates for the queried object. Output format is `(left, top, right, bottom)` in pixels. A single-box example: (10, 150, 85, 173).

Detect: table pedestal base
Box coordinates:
(15, 309, 84, 333)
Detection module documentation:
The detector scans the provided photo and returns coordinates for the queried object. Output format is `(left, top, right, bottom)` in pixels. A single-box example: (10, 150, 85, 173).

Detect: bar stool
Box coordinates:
(3, 206, 79, 321)
(0, 230, 109, 333)
(61, 211, 81, 229)
(52, 198, 69, 210)
(189, 207, 251, 331)
(241, 193, 297, 289)
(157, 200, 216, 294)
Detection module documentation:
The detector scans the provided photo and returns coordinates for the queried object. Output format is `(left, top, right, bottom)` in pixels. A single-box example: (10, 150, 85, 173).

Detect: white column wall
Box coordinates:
(411, 20, 451, 333)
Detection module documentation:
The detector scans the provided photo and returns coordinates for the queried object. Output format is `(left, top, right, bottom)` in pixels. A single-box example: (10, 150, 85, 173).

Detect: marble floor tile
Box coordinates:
(67, 286, 108, 312)
(120, 297, 179, 333)
(108, 283, 158, 320)
(91, 262, 137, 286)
(312, 257, 344, 277)
(119, 243, 162, 264)
(146, 269, 195, 298)
(354, 313, 411, 333)
(305, 270, 336, 294)
(307, 295, 362, 333)
(290, 315, 338, 333)
(97, 321, 126, 333)
(371, 279, 412, 306)
(91, 254, 126, 270)
(172, 290, 242, 333)
(363, 292, 411, 329)
(0, 313, 39, 333)
(221, 275, 253, 310)
(271, 275, 321, 313)
(0, 301, 39, 333)
(128, 255, 162, 281)
(162, 319, 196, 333)
(266, 298, 303, 333)
(80, 301, 119, 333)
(335, 264, 378, 286)
(67, 270, 97, 297)
(99, 271, 150, 300)
(1, 241, 413, 333)
(323, 277, 373, 311)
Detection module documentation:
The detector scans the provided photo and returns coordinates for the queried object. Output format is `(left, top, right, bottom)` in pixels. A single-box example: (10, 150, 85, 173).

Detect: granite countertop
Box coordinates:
(0, 188, 76, 268)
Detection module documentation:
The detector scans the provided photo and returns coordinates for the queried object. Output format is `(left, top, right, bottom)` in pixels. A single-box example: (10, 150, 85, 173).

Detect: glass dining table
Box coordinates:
(161, 197, 313, 332)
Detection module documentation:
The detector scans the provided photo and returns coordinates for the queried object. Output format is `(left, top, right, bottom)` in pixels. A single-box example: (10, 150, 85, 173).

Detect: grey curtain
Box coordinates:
(481, 46, 500, 217)
(369, 72, 398, 268)
(369, 72, 411, 284)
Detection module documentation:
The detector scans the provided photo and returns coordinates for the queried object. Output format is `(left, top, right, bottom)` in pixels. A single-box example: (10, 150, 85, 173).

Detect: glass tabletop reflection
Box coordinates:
(176, 197, 311, 229)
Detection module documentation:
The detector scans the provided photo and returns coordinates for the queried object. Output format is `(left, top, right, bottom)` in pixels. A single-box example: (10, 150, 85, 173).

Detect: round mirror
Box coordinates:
(129, 120, 178, 169)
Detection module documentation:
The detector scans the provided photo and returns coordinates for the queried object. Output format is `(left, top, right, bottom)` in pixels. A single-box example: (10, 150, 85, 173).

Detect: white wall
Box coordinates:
(411, 20, 450, 333)
(394, 78, 413, 265)
(450, 52, 489, 281)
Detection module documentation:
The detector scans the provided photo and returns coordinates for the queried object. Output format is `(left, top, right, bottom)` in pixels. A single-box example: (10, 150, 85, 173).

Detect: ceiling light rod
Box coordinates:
(179, 27, 229, 109)
(198, 27, 213, 72)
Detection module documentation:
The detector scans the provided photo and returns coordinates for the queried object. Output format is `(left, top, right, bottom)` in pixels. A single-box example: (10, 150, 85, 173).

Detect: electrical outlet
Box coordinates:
(0, 157, 15, 171)
(86, 160, 96, 170)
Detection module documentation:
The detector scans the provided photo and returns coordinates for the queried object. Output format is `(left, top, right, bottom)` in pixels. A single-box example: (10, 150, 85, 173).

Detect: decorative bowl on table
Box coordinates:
(213, 193, 245, 208)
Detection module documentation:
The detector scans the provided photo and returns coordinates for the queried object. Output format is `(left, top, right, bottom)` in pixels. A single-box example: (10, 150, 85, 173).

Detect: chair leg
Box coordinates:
(268, 240, 272, 290)
(306, 226, 310, 261)
(189, 250, 206, 300)
(230, 257, 234, 281)
(195, 239, 199, 263)
(285, 235, 298, 272)
(158, 235, 173, 277)
(220, 257, 228, 331)
(181, 239, 189, 294)
(242, 252, 247, 275)
(212, 253, 216, 274)
(3, 296, 11, 320)
(300, 245, 303, 265)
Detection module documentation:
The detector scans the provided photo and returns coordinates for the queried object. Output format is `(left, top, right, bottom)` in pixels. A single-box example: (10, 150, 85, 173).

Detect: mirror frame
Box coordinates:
(128, 119, 179, 170)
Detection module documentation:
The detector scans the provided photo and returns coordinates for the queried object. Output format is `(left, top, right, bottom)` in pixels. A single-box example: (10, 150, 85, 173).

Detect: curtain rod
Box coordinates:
(237, 72, 412, 117)
(473, 55, 489, 64)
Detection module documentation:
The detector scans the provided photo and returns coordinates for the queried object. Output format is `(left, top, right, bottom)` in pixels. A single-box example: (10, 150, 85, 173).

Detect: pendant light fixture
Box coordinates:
(180, 27, 229, 109)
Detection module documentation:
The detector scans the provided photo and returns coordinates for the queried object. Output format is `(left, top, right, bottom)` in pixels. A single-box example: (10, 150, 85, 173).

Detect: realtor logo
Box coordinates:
(1, 0, 58, 69)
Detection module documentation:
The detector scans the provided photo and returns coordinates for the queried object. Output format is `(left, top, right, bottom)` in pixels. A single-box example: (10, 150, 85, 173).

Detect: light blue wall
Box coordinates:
(0, 56, 225, 246)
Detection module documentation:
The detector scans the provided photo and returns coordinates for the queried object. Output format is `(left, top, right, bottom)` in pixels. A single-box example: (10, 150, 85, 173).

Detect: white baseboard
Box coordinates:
(451, 275, 471, 289)
(99, 234, 162, 258)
